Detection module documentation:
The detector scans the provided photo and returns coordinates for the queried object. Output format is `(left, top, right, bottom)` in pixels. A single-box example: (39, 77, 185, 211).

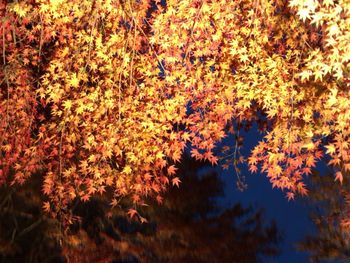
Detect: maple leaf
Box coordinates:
(156, 151, 165, 159)
(156, 159, 167, 168)
(156, 195, 163, 204)
(311, 13, 324, 27)
(249, 165, 258, 173)
(123, 166, 132, 174)
(326, 95, 338, 107)
(127, 208, 138, 219)
(68, 73, 80, 88)
(305, 155, 316, 167)
(344, 163, 350, 172)
(139, 216, 148, 224)
(88, 154, 97, 163)
(191, 149, 202, 160)
(286, 192, 295, 201)
(182, 132, 191, 142)
(335, 171, 343, 184)
(110, 199, 119, 207)
(167, 165, 177, 176)
(172, 177, 181, 187)
(297, 8, 310, 22)
(302, 142, 315, 150)
(328, 157, 341, 166)
(325, 144, 336, 155)
(209, 155, 218, 165)
(171, 150, 182, 162)
(63, 100, 73, 110)
(323, 0, 334, 7)
(298, 70, 312, 82)
(81, 194, 90, 202)
(43, 201, 51, 212)
(12, 3, 29, 17)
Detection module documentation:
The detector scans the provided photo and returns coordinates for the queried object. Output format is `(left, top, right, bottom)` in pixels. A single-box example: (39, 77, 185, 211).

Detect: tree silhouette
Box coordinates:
(0, 156, 281, 263)
(0, 178, 63, 263)
(297, 171, 350, 262)
(58, 156, 281, 262)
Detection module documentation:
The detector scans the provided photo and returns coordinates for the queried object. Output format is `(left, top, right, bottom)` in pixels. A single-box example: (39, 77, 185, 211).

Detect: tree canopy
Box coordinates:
(0, 0, 350, 221)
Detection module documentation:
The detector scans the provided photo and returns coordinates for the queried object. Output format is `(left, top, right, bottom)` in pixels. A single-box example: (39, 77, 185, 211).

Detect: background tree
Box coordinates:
(297, 170, 350, 262)
(0, 156, 281, 263)
(0, 177, 63, 263)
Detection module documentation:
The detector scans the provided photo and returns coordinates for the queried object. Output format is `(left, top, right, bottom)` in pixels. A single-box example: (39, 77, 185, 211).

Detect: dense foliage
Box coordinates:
(0, 0, 349, 221)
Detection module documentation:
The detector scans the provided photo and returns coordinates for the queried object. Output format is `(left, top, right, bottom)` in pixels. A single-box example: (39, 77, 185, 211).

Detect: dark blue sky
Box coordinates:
(215, 128, 319, 262)
(219, 166, 312, 262)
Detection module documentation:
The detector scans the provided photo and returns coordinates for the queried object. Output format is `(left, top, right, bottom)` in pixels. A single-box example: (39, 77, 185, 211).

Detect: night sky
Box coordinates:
(220, 164, 311, 262)
(216, 128, 327, 262)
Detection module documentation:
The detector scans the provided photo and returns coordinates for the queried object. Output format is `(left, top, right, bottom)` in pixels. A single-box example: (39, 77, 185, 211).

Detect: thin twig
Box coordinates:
(233, 124, 246, 191)
(129, 17, 137, 89)
(86, 17, 97, 70)
(39, 13, 43, 58)
(183, 1, 204, 61)
(11, 22, 16, 46)
(58, 121, 66, 245)
(4, 67, 10, 130)
(59, 123, 66, 182)
(2, 24, 6, 65)
(18, 219, 42, 237)
(120, 3, 166, 74)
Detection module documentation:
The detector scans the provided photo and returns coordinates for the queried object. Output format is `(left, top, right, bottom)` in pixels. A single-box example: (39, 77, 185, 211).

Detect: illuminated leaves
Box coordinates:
(171, 177, 181, 187)
(325, 144, 336, 155)
(335, 171, 344, 184)
(68, 73, 80, 88)
(127, 208, 138, 219)
(0, 0, 350, 221)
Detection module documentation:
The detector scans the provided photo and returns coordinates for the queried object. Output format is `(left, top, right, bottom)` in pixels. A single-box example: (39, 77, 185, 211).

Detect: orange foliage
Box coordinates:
(0, 0, 349, 218)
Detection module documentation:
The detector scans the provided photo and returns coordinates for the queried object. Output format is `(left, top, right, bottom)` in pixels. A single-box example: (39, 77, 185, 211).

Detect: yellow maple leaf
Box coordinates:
(123, 165, 132, 174)
(302, 142, 315, 150)
(68, 73, 80, 88)
(325, 144, 336, 155)
(63, 100, 72, 110)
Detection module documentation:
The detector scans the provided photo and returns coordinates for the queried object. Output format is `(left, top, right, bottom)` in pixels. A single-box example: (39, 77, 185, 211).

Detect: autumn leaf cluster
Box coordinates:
(0, 0, 349, 217)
